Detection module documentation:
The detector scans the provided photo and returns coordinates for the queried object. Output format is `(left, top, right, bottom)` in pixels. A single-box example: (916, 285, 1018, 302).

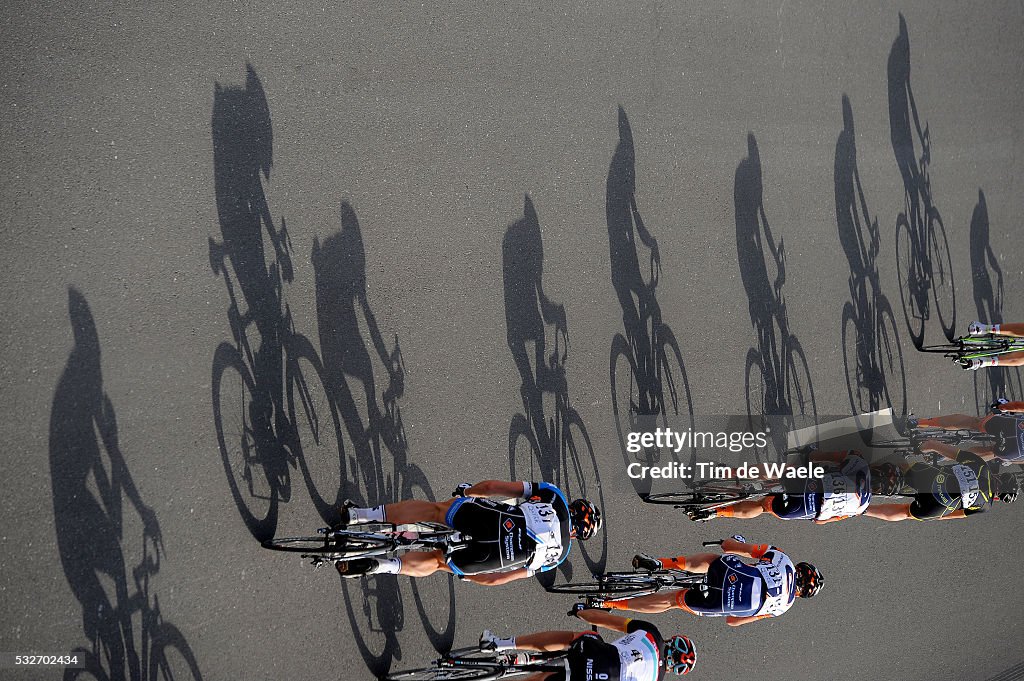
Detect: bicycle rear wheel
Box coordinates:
(642, 491, 749, 506)
(261, 532, 391, 555)
(384, 666, 498, 681)
(546, 572, 694, 595)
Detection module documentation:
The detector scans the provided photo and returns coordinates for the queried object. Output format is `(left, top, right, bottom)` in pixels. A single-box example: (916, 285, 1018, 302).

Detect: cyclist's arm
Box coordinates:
(577, 609, 632, 633)
(721, 538, 771, 559)
(727, 614, 772, 627)
(463, 480, 528, 499)
(863, 503, 913, 521)
(630, 197, 658, 250)
(462, 568, 530, 586)
(998, 401, 1024, 413)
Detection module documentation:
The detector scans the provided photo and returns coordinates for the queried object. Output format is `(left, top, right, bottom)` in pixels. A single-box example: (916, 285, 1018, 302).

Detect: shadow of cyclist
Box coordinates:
(971, 190, 1002, 329)
(503, 195, 607, 582)
(607, 107, 659, 399)
(313, 201, 456, 674)
(504, 194, 567, 476)
(886, 13, 957, 345)
(969, 190, 1021, 411)
(210, 65, 295, 538)
(834, 94, 907, 418)
(888, 14, 922, 232)
(50, 289, 201, 681)
(606, 107, 695, 492)
(735, 133, 816, 459)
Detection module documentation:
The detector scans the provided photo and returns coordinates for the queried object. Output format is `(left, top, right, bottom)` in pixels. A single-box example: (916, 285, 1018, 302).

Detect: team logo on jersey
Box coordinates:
(936, 474, 945, 484)
(503, 519, 515, 531)
(1018, 421, 1024, 431)
(807, 481, 817, 492)
(729, 574, 738, 584)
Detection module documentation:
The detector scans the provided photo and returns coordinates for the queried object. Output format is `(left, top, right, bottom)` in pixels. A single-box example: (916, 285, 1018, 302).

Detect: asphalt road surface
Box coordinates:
(2, 2, 1023, 680)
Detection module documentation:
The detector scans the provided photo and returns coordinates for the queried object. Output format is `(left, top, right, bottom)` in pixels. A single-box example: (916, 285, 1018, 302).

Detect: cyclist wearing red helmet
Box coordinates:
(597, 536, 822, 627)
(334, 480, 601, 585)
(478, 605, 696, 679)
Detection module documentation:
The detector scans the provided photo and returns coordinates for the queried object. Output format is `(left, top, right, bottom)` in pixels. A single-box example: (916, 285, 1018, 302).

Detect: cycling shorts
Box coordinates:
(680, 555, 762, 617)
(769, 493, 817, 520)
(981, 414, 1024, 462)
(443, 497, 532, 576)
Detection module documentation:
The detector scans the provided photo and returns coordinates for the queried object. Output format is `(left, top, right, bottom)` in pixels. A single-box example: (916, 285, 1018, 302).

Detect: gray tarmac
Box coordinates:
(2, 2, 1023, 680)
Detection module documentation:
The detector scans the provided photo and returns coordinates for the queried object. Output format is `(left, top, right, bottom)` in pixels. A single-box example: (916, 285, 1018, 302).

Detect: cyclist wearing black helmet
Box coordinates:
(688, 450, 872, 524)
(864, 440, 1019, 521)
(334, 480, 601, 585)
(478, 605, 696, 679)
(595, 536, 822, 626)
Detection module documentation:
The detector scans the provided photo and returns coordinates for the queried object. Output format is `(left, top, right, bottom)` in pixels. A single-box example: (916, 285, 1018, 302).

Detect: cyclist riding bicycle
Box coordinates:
(959, 321, 1024, 369)
(688, 450, 873, 524)
(478, 605, 696, 679)
(596, 537, 822, 626)
(863, 440, 1019, 521)
(912, 403, 1024, 465)
(334, 480, 601, 585)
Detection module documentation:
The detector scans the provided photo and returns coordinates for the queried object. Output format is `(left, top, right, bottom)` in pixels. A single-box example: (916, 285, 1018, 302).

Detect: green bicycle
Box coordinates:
(920, 334, 1024, 369)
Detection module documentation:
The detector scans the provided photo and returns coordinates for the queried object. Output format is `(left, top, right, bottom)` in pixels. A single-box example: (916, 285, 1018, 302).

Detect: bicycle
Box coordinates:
(209, 230, 344, 536)
(547, 540, 726, 598)
(920, 334, 1024, 368)
(384, 647, 571, 681)
(894, 124, 956, 346)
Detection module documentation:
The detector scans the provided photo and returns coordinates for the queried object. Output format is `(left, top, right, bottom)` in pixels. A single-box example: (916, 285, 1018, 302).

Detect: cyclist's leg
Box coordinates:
(917, 413, 985, 431)
(992, 323, 1024, 337)
(603, 590, 684, 614)
(709, 496, 774, 520)
(511, 631, 578, 652)
(991, 351, 1024, 367)
(393, 549, 448, 577)
(343, 498, 457, 525)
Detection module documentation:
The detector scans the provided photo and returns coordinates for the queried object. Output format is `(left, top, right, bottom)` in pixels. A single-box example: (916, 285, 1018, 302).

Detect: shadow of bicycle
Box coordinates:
(887, 12, 957, 347)
(502, 194, 608, 587)
(605, 107, 695, 495)
(313, 201, 456, 676)
(51, 289, 202, 681)
(969, 190, 1023, 413)
(735, 133, 817, 462)
(834, 94, 908, 424)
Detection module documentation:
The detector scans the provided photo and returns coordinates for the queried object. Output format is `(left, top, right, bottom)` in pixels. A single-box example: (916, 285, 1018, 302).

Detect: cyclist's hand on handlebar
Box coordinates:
(990, 398, 1010, 415)
(452, 483, 473, 498)
(567, 603, 588, 618)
